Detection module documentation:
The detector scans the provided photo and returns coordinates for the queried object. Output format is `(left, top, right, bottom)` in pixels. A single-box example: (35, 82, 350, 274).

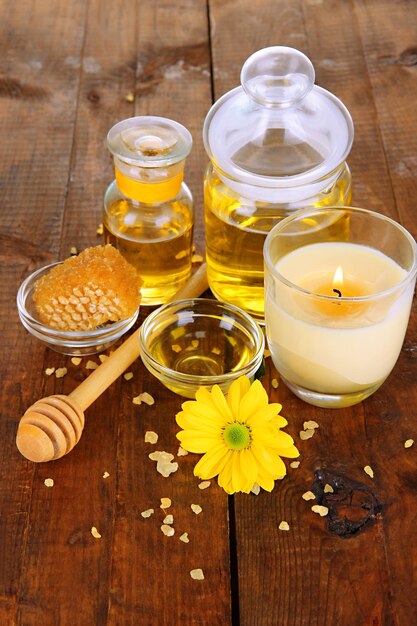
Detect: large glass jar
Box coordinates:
(104, 116, 194, 306)
(203, 47, 354, 321)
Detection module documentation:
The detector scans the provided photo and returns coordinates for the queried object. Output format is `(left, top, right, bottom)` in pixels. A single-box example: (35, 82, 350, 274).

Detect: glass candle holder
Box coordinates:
(264, 207, 417, 408)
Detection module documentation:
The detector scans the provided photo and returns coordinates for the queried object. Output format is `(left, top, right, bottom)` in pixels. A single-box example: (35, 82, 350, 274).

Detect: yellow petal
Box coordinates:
(270, 414, 288, 428)
(256, 468, 275, 492)
(176, 409, 223, 433)
(227, 376, 250, 416)
(239, 449, 259, 486)
(181, 399, 225, 427)
(258, 430, 295, 449)
(275, 444, 300, 459)
(194, 444, 231, 479)
(238, 380, 269, 423)
(177, 430, 221, 453)
(232, 451, 246, 493)
(246, 403, 283, 427)
(194, 387, 214, 404)
(210, 385, 234, 422)
(251, 440, 287, 478)
(218, 453, 235, 492)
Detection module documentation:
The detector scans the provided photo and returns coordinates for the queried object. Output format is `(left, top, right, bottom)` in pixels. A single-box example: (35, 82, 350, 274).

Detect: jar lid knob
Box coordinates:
(120, 126, 178, 157)
(240, 46, 315, 108)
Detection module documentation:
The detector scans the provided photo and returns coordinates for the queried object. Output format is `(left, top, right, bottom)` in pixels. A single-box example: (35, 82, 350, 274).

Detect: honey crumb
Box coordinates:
(98, 354, 108, 362)
(171, 344, 182, 353)
(251, 483, 261, 495)
(55, 367, 67, 378)
(299, 429, 315, 440)
(71, 357, 82, 366)
(211, 347, 221, 355)
(290, 461, 300, 469)
(190, 568, 204, 580)
(125, 92, 135, 103)
(180, 532, 189, 543)
(171, 326, 186, 340)
(160, 498, 172, 509)
(161, 524, 175, 537)
(145, 431, 158, 444)
(177, 446, 188, 456)
(302, 491, 315, 501)
(191, 339, 199, 349)
(123, 372, 134, 380)
(404, 439, 414, 448)
(278, 521, 290, 531)
(96, 223, 104, 235)
(91, 526, 102, 539)
(311, 505, 329, 517)
(86, 360, 98, 370)
(163, 514, 174, 525)
(191, 504, 202, 515)
(150, 452, 174, 462)
(139, 392, 155, 406)
(364, 465, 374, 478)
(191, 254, 203, 263)
(44, 478, 54, 487)
(324, 484, 334, 494)
(271, 378, 279, 389)
(45, 367, 55, 376)
(132, 396, 141, 405)
(157, 460, 178, 477)
(70, 246, 78, 255)
(102, 471, 110, 479)
(198, 481, 211, 490)
(303, 420, 319, 430)
(141, 508, 154, 518)
(149, 452, 178, 477)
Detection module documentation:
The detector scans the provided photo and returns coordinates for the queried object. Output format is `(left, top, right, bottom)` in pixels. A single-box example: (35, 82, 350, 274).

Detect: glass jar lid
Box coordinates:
(203, 47, 354, 189)
(107, 116, 192, 167)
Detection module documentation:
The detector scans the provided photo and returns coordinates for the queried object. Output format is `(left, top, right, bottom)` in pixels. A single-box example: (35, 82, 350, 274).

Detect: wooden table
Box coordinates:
(1, 1, 417, 624)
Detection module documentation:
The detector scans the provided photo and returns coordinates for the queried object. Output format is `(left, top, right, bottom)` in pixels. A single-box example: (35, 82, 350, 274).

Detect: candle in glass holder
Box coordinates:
(264, 207, 417, 408)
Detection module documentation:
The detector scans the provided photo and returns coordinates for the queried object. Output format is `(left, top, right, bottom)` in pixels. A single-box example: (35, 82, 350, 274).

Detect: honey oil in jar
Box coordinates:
(203, 46, 354, 321)
(105, 116, 194, 306)
(204, 164, 351, 320)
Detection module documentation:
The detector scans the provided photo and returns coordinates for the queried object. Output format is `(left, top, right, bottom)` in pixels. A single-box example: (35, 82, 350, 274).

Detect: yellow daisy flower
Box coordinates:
(176, 376, 299, 494)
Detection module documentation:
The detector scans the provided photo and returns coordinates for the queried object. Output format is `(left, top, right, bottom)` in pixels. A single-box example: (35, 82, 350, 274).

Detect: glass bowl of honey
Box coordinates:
(139, 298, 265, 398)
(17, 262, 140, 356)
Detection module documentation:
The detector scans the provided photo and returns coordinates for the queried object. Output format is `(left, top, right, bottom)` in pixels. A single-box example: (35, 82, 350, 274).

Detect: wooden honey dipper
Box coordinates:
(16, 263, 209, 463)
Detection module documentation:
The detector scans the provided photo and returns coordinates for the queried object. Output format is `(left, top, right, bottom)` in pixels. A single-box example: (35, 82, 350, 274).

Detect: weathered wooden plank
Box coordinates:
(0, 0, 87, 624)
(353, 2, 417, 623)
(354, 0, 417, 234)
(302, 0, 398, 219)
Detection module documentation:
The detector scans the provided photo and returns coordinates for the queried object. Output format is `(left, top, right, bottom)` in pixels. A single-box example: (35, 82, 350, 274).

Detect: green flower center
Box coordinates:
(224, 423, 251, 451)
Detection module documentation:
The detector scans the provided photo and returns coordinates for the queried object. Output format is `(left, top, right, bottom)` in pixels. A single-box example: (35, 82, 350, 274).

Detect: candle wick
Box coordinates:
(333, 288, 342, 298)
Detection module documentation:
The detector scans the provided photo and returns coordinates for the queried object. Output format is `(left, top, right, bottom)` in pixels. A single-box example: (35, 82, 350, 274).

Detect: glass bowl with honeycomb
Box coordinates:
(17, 245, 141, 356)
(139, 298, 265, 398)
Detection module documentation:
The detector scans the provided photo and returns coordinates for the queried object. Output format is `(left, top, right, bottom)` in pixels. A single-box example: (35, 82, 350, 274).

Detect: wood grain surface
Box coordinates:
(1, 1, 416, 625)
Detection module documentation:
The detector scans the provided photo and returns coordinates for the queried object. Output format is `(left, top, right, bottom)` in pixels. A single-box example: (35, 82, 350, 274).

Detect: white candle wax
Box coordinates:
(265, 242, 414, 394)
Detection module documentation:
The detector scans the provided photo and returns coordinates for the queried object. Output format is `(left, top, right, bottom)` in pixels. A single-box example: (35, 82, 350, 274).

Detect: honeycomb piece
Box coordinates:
(33, 245, 142, 331)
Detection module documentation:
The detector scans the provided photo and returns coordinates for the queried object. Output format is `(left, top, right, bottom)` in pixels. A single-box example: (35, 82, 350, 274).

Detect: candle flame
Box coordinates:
(333, 265, 344, 290)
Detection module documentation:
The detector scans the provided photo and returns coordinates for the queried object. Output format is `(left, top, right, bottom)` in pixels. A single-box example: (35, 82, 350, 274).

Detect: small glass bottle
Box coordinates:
(203, 47, 354, 321)
(104, 116, 193, 306)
